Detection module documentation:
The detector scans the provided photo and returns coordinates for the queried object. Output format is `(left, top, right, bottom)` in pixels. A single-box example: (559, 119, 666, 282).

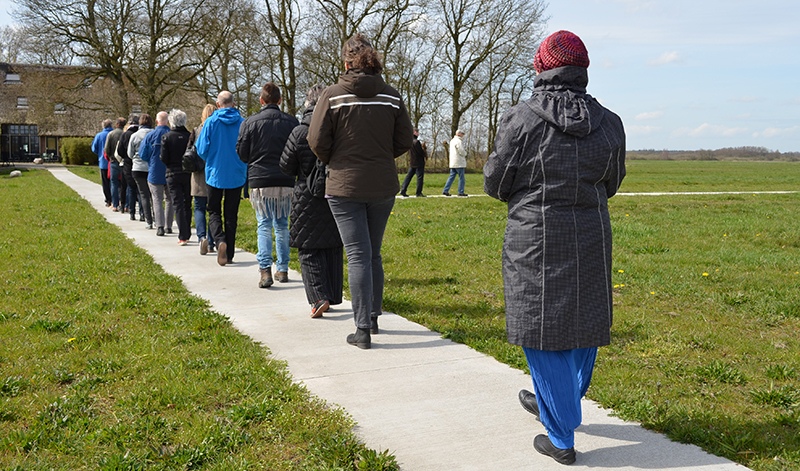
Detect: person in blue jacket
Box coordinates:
(139, 111, 174, 236)
(196, 91, 246, 266)
(91, 119, 113, 206)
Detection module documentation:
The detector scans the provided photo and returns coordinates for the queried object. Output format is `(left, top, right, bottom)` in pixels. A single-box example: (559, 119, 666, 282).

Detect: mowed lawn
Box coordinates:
(0, 168, 398, 470)
(67, 161, 800, 470)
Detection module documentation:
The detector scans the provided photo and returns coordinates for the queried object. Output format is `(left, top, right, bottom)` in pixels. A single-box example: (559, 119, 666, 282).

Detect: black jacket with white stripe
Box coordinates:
(307, 68, 414, 198)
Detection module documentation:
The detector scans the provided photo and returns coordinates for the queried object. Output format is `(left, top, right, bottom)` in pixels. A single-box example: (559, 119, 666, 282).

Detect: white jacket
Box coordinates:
(449, 135, 467, 168)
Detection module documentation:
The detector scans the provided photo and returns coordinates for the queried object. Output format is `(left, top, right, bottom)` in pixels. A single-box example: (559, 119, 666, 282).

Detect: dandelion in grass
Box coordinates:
(618, 269, 624, 273)
(702, 273, 709, 277)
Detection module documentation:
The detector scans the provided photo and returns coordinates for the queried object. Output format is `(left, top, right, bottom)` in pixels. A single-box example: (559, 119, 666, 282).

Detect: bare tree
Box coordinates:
(263, 0, 302, 115)
(435, 0, 546, 136)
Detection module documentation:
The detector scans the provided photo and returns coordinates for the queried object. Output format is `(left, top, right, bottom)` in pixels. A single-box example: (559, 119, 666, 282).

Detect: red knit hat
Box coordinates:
(533, 30, 590, 73)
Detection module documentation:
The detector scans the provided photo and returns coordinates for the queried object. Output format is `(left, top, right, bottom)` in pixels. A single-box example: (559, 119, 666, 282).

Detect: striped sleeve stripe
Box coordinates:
(329, 93, 401, 110)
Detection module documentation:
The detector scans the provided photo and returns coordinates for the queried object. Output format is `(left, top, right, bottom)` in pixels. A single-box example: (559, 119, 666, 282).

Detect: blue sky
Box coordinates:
(548, 0, 800, 151)
(1, 0, 798, 151)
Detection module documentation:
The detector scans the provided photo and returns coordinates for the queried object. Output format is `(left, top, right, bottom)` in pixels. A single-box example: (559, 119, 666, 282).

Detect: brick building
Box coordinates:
(0, 62, 207, 164)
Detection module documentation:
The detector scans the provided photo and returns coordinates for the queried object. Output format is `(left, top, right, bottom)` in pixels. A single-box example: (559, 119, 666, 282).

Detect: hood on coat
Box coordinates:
(215, 106, 244, 125)
(301, 105, 315, 125)
(527, 66, 605, 138)
(339, 68, 386, 98)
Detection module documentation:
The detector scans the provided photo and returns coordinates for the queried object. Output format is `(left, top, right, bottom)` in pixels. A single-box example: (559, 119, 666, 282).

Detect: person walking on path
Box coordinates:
(160, 109, 192, 245)
(129, 114, 154, 229)
(483, 30, 626, 466)
(91, 119, 113, 206)
(196, 91, 246, 266)
(280, 84, 344, 317)
(116, 114, 141, 221)
(307, 33, 414, 349)
(237, 82, 299, 287)
(104, 117, 127, 212)
(190, 104, 216, 255)
(442, 129, 467, 196)
(140, 111, 174, 237)
(399, 128, 427, 197)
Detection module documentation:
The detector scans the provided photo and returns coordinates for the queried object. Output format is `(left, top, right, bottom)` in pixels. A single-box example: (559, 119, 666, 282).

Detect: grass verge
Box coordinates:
(0, 167, 398, 470)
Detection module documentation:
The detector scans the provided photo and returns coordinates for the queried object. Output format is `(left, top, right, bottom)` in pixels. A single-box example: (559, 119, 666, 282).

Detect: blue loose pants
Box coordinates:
(523, 347, 598, 449)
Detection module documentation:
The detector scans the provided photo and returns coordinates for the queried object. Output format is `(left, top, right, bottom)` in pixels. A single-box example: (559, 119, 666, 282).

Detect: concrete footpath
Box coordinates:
(48, 166, 748, 470)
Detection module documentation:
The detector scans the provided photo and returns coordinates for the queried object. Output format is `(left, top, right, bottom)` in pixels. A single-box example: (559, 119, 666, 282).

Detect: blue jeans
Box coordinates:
(443, 168, 466, 195)
(193, 196, 214, 248)
(523, 347, 597, 449)
(255, 206, 290, 272)
(328, 196, 395, 329)
(109, 162, 121, 208)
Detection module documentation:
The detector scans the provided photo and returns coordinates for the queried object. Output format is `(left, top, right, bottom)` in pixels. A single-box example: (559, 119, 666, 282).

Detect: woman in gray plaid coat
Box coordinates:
(484, 30, 625, 465)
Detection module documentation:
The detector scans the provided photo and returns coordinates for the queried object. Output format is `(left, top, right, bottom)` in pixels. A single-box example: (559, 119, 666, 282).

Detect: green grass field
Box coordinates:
(63, 161, 800, 470)
(0, 167, 398, 470)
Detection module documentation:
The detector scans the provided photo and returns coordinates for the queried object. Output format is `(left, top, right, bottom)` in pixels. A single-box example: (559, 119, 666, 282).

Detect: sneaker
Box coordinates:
(259, 268, 273, 288)
(346, 328, 371, 349)
(200, 238, 209, 255)
(274, 271, 289, 283)
(311, 300, 329, 318)
(370, 317, 379, 334)
(112, 207, 119, 212)
(442, 192, 451, 196)
(400, 192, 409, 197)
(533, 435, 576, 465)
(130, 213, 136, 221)
(156, 227, 165, 236)
(139, 215, 145, 222)
(178, 240, 188, 246)
(217, 242, 228, 266)
(165, 227, 173, 234)
(416, 194, 426, 197)
(145, 224, 153, 230)
(457, 193, 468, 197)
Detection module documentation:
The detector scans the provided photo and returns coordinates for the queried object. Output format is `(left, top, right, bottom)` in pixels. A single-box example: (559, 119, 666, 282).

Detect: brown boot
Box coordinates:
(259, 268, 274, 288)
(274, 271, 289, 283)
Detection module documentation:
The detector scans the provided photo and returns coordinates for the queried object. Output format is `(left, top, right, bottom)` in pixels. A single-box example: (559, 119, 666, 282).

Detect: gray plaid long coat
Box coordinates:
(484, 66, 626, 351)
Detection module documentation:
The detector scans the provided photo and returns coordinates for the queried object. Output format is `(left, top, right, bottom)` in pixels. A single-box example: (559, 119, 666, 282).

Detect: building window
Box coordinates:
(16, 97, 28, 109)
(4, 73, 21, 84)
(54, 103, 67, 114)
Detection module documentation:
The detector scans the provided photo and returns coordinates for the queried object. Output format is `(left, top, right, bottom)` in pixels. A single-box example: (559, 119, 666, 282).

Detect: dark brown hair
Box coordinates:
(139, 113, 153, 127)
(342, 33, 383, 74)
(260, 82, 281, 105)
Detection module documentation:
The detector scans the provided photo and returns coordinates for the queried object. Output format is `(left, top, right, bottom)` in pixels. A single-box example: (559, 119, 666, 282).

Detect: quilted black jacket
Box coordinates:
(280, 107, 342, 250)
(237, 104, 298, 189)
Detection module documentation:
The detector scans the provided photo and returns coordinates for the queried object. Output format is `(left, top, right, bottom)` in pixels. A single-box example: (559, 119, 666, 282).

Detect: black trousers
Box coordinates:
(167, 173, 192, 241)
(298, 247, 344, 305)
(132, 171, 153, 225)
(100, 166, 112, 204)
(207, 185, 242, 262)
(400, 166, 425, 195)
(123, 165, 139, 216)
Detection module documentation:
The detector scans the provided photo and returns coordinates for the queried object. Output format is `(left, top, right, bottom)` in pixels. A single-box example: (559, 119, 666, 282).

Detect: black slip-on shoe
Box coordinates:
(347, 328, 371, 349)
(533, 434, 576, 465)
(370, 317, 379, 334)
(518, 389, 540, 418)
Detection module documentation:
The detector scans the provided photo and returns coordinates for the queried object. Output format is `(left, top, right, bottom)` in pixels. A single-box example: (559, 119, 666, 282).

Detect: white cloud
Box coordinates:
(684, 123, 749, 137)
(628, 125, 660, 135)
(753, 126, 800, 138)
(635, 111, 664, 120)
(729, 96, 758, 102)
(610, 0, 657, 12)
(647, 51, 681, 66)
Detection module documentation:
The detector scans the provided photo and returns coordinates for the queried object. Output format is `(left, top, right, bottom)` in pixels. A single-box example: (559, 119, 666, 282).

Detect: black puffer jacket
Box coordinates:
(117, 125, 139, 171)
(280, 106, 342, 250)
(160, 126, 191, 178)
(237, 104, 299, 189)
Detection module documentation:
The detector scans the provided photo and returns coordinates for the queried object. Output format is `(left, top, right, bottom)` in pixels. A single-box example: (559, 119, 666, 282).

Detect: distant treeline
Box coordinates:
(627, 147, 800, 161)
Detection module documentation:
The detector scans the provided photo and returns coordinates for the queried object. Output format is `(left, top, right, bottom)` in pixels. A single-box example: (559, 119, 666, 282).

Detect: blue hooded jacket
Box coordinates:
(91, 126, 113, 170)
(196, 107, 246, 189)
(139, 124, 171, 185)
